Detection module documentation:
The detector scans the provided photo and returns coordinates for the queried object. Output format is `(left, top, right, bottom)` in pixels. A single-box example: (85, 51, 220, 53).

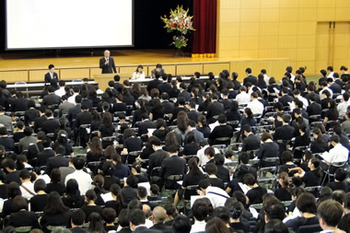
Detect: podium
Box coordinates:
(93, 73, 131, 90)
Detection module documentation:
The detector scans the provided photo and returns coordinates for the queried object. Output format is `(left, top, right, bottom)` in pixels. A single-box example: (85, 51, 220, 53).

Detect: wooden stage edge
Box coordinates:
(0, 49, 291, 91)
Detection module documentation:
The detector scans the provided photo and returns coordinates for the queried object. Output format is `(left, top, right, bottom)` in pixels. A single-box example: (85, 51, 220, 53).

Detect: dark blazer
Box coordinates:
(150, 223, 173, 233)
(209, 124, 233, 145)
(242, 133, 261, 152)
(307, 102, 322, 116)
(216, 165, 230, 183)
(42, 93, 61, 107)
(243, 75, 257, 85)
(99, 57, 117, 74)
(187, 110, 200, 122)
(45, 72, 59, 89)
(273, 124, 295, 141)
(41, 118, 60, 134)
(148, 149, 169, 175)
(24, 109, 40, 125)
(160, 155, 187, 189)
(157, 82, 172, 95)
(13, 98, 29, 111)
(0, 137, 15, 151)
(76, 111, 93, 129)
(278, 95, 294, 106)
(178, 90, 191, 101)
(34, 115, 46, 133)
(161, 100, 174, 114)
(329, 82, 342, 94)
(45, 156, 69, 175)
(147, 79, 162, 92)
(70, 227, 87, 233)
(207, 101, 225, 122)
(138, 120, 156, 136)
(37, 149, 55, 167)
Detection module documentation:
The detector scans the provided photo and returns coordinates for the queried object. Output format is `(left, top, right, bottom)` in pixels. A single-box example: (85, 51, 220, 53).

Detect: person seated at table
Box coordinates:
(131, 65, 146, 80)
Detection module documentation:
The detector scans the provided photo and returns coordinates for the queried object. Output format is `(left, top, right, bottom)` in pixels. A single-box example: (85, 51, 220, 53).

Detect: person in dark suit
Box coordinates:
(24, 100, 40, 126)
(157, 76, 172, 95)
(44, 64, 59, 90)
(41, 110, 60, 134)
(214, 154, 230, 183)
(160, 145, 187, 189)
(278, 88, 294, 107)
(99, 50, 117, 74)
(33, 106, 47, 133)
(207, 95, 225, 123)
(147, 75, 162, 93)
(209, 114, 233, 145)
(147, 137, 168, 177)
(13, 92, 28, 111)
(187, 101, 200, 123)
(178, 83, 191, 101)
(241, 124, 261, 152)
(160, 93, 174, 114)
(0, 127, 14, 151)
(45, 145, 69, 175)
(138, 113, 156, 136)
(68, 95, 83, 127)
(328, 77, 342, 94)
(37, 138, 55, 167)
(306, 93, 322, 117)
(42, 86, 61, 107)
(130, 209, 161, 233)
(243, 68, 257, 85)
(273, 114, 295, 141)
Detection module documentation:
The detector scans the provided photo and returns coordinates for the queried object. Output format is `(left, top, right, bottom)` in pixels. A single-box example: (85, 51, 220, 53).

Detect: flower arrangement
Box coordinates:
(161, 5, 195, 49)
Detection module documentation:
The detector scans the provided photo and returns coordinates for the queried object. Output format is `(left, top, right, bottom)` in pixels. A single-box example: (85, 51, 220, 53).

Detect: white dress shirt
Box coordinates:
(235, 92, 251, 105)
(263, 74, 270, 86)
(20, 181, 36, 200)
(196, 145, 221, 167)
(321, 143, 349, 164)
(131, 72, 145, 80)
(55, 87, 65, 97)
(68, 93, 78, 104)
(65, 169, 92, 195)
(247, 99, 264, 115)
(337, 100, 350, 118)
(190, 220, 206, 233)
(320, 87, 333, 99)
(205, 186, 230, 208)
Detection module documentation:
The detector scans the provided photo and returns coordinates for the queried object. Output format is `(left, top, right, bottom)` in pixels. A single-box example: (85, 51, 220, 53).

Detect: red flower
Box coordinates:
(179, 25, 183, 29)
(170, 24, 174, 27)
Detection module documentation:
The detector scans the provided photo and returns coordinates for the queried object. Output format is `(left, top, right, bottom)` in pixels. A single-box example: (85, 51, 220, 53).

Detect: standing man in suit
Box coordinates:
(44, 64, 59, 90)
(99, 50, 117, 74)
(243, 68, 257, 85)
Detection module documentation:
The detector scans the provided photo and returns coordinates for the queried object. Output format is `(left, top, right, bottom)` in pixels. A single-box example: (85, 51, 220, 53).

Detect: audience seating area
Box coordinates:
(0, 65, 350, 233)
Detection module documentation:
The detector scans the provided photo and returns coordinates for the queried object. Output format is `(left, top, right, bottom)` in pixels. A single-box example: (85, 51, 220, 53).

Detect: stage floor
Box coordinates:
(0, 49, 223, 71)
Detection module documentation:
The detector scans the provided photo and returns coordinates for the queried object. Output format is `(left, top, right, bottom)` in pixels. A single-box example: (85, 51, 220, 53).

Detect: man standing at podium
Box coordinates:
(44, 64, 59, 90)
(99, 50, 117, 74)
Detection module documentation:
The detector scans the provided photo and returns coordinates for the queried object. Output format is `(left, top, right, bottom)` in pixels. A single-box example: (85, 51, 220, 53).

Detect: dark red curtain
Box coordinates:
(191, 0, 217, 57)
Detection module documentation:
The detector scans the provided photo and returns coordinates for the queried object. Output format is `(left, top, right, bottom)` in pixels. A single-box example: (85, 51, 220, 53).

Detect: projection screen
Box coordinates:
(5, 0, 133, 49)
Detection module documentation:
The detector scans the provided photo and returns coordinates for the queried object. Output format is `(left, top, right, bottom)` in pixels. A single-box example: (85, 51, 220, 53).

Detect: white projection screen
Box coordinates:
(5, 0, 133, 49)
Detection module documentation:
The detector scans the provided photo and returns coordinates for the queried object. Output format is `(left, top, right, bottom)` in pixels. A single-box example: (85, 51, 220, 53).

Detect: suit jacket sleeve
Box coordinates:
(111, 58, 117, 73)
(99, 58, 107, 69)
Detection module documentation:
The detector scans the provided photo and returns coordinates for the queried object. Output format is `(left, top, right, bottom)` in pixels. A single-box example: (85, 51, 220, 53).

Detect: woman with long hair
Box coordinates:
(88, 212, 106, 233)
(90, 110, 102, 133)
(197, 115, 210, 138)
(81, 190, 102, 221)
(131, 83, 142, 99)
(174, 157, 204, 206)
(62, 179, 84, 208)
(104, 184, 125, 217)
(150, 98, 164, 121)
(310, 127, 328, 153)
(53, 129, 73, 156)
(225, 100, 241, 122)
(93, 174, 108, 206)
(1, 182, 21, 218)
(40, 192, 71, 231)
(87, 137, 104, 163)
(152, 118, 168, 142)
(133, 99, 149, 126)
(274, 172, 292, 201)
(46, 168, 66, 196)
(101, 161, 121, 191)
(324, 99, 339, 128)
(174, 111, 189, 145)
(98, 112, 114, 145)
(238, 107, 256, 141)
(131, 65, 145, 80)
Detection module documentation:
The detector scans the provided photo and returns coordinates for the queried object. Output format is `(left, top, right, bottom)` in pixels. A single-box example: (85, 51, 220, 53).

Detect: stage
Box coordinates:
(0, 49, 290, 90)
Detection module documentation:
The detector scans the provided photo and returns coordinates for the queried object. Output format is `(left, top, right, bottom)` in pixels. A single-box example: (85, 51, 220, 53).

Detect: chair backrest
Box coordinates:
(296, 224, 322, 233)
(15, 81, 27, 85)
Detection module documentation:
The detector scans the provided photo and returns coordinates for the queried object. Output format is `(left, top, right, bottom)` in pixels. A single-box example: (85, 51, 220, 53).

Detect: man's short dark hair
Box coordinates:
(198, 179, 211, 190)
(71, 209, 86, 226)
(218, 114, 227, 124)
(75, 95, 82, 104)
(177, 96, 186, 106)
(48, 64, 55, 69)
(213, 207, 230, 224)
(12, 196, 28, 212)
(245, 68, 252, 74)
(20, 169, 31, 180)
(327, 66, 334, 72)
(238, 152, 250, 164)
(172, 215, 192, 233)
(0, 127, 7, 136)
(317, 199, 343, 227)
(192, 198, 209, 221)
(129, 208, 145, 226)
(214, 154, 225, 166)
(118, 209, 130, 227)
(23, 127, 33, 136)
(2, 158, 16, 170)
(137, 186, 147, 199)
(126, 175, 138, 189)
(296, 193, 317, 214)
(331, 135, 340, 144)
(282, 114, 291, 123)
(114, 75, 120, 82)
(72, 157, 85, 170)
(205, 163, 218, 175)
(204, 146, 215, 158)
(334, 168, 346, 182)
(128, 198, 142, 210)
(102, 208, 116, 224)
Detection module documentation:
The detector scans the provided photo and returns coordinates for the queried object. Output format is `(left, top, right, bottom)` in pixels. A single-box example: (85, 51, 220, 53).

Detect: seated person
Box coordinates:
(241, 124, 260, 152)
(102, 208, 117, 232)
(205, 163, 225, 190)
(243, 173, 267, 205)
(208, 114, 233, 145)
(290, 158, 323, 187)
(274, 172, 292, 201)
(80, 190, 102, 221)
(8, 195, 39, 229)
(121, 175, 138, 205)
(317, 199, 344, 233)
(327, 168, 348, 192)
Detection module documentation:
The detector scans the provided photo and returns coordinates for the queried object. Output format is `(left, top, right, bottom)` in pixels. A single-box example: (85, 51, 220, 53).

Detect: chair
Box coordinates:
(126, 151, 142, 165)
(213, 137, 231, 146)
(14, 226, 32, 233)
(296, 224, 322, 233)
(14, 81, 29, 98)
(150, 167, 162, 184)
